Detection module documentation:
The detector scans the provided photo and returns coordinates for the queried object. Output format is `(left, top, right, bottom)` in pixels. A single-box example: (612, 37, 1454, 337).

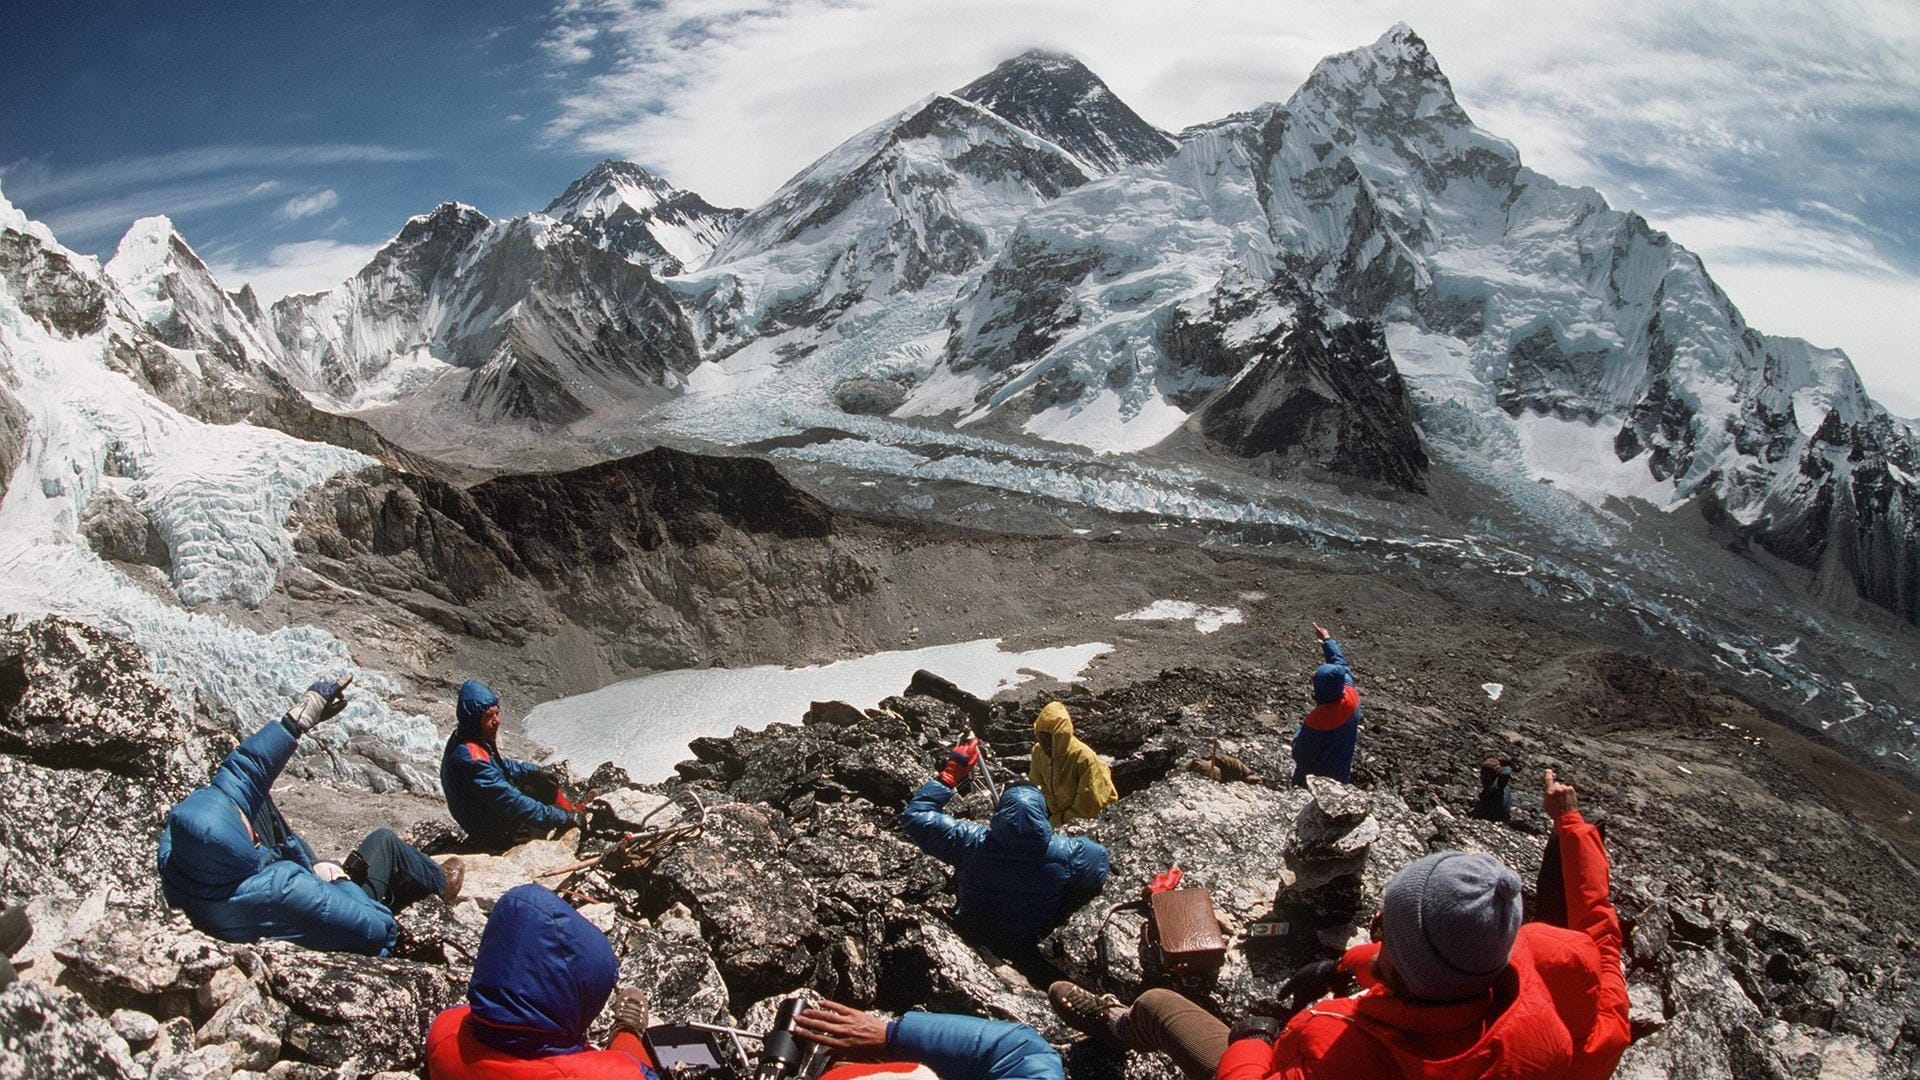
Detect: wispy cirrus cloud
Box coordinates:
(20, 177, 296, 250)
(0, 143, 429, 205)
(205, 238, 381, 303)
(0, 143, 431, 254)
(278, 188, 340, 221)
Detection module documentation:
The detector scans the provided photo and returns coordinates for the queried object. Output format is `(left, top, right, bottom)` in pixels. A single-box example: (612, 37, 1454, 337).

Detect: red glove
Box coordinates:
(937, 738, 981, 788)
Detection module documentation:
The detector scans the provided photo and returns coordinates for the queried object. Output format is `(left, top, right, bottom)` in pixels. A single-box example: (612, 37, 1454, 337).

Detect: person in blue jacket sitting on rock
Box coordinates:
(900, 739, 1109, 949)
(157, 675, 462, 956)
(1291, 622, 1362, 786)
(441, 679, 582, 850)
(797, 999, 1064, 1080)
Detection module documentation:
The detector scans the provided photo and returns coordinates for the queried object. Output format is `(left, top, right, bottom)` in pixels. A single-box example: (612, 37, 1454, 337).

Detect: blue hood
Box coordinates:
(987, 783, 1053, 856)
(1312, 663, 1348, 704)
(158, 788, 262, 898)
(456, 680, 500, 738)
(468, 884, 618, 1057)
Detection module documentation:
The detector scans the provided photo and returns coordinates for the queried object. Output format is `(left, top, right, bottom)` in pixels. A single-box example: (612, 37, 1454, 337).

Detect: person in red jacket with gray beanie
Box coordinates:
(1050, 769, 1630, 1080)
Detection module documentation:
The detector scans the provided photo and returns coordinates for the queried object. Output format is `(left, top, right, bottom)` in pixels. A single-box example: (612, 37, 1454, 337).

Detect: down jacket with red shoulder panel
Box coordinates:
(1218, 811, 1629, 1080)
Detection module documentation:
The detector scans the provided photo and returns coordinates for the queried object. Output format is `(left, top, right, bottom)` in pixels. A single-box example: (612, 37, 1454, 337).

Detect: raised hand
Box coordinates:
(1543, 768, 1579, 819)
(286, 673, 353, 734)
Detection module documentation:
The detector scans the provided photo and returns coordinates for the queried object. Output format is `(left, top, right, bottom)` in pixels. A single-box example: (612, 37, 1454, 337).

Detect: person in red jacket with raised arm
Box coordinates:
(1050, 769, 1630, 1080)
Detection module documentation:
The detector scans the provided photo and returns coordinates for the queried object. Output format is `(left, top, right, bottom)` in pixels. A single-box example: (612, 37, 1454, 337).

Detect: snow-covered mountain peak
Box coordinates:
(955, 49, 1176, 175)
(0, 180, 62, 251)
(704, 91, 1088, 270)
(546, 159, 681, 222)
(105, 215, 194, 293)
(544, 159, 742, 276)
(1286, 22, 1510, 168)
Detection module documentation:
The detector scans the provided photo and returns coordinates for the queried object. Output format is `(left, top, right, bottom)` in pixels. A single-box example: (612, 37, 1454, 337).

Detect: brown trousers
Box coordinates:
(1113, 988, 1231, 1080)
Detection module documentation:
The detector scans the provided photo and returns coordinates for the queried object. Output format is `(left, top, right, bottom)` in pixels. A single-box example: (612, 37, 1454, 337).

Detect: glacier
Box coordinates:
(0, 186, 440, 790)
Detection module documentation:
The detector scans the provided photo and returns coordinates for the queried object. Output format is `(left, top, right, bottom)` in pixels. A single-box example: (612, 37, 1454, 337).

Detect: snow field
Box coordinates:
(525, 638, 1112, 782)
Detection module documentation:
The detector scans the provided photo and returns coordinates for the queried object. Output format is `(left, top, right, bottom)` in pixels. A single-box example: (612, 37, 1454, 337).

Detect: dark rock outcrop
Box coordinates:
(955, 51, 1178, 175)
(287, 446, 874, 673)
(3, 611, 1917, 1077)
(1196, 299, 1429, 492)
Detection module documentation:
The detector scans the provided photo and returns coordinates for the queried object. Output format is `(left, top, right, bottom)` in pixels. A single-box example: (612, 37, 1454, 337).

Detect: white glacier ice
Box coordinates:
(0, 191, 439, 788)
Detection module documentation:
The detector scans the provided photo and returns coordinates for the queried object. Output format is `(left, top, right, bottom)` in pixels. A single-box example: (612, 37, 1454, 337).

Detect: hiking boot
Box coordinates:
(1049, 980, 1123, 1042)
(609, 987, 649, 1038)
(439, 857, 465, 903)
(342, 850, 369, 886)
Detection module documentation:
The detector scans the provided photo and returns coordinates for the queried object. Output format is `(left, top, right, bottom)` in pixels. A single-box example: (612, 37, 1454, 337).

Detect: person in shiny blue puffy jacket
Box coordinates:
(900, 740, 1109, 948)
(441, 680, 575, 850)
(157, 676, 455, 955)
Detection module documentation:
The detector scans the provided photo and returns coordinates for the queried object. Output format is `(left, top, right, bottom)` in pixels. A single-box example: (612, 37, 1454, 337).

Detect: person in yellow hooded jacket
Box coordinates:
(1028, 702, 1119, 827)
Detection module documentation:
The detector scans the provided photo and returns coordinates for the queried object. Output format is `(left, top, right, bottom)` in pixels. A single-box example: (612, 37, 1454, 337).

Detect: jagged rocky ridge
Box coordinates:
(3, 614, 1915, 1078)
(282, 446, 876, 681)
(269, 204, 701, 427)
(544, 160, 745, 278)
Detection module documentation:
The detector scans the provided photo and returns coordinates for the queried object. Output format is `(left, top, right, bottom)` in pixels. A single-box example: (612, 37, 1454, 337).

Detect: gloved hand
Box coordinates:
(311, 861, 349, 883)
(936, 738, 981, 788)
(1228, 1014, 1281, 1044)
(1266, 958, 1357, 1021)
(285, 673, 353, 734)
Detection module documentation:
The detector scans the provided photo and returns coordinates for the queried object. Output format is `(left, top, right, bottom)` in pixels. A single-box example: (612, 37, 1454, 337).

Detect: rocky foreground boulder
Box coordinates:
(1, 614, 1916, 1078)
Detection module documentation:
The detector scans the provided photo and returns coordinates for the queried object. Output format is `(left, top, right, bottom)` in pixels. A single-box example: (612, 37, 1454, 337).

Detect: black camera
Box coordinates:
(643, 996, 828, 1080)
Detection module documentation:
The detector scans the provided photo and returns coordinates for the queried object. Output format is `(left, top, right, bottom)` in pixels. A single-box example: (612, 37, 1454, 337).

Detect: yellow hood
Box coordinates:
(1034, 701, 1073, 737)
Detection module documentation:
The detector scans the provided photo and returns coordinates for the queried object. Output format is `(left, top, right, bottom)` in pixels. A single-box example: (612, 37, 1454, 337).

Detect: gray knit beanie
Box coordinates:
(1381, 851, 1522, 1001)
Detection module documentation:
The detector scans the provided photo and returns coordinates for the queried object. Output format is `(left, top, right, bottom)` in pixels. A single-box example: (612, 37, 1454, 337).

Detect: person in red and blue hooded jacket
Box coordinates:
(1290, 622, 1361, 786)
(441, 680, 580, 849)
(426, 883, 659, 1079)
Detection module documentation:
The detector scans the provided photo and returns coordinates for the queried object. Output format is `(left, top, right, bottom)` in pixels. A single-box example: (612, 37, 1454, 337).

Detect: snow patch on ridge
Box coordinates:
(1513, 411, 1680, 512)
(1117, 600, 1245, 633)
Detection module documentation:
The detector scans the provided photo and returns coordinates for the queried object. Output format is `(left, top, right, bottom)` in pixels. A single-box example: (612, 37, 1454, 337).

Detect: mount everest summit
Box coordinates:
(0, 25, 1914, 781)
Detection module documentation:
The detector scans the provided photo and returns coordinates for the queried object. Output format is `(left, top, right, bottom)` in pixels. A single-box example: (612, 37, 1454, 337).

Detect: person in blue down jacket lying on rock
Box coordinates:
(157, 675, 463, 956)
(1291, 622, 1362, 786)
(900, 738, 1110, 949)
(797, 1000, 1064, 1080)
(442, 679, 583, 850)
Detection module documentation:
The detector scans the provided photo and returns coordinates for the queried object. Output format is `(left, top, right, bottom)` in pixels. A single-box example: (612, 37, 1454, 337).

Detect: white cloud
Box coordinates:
(0, 144, 430, 204)
(206, 239, 380, 303)
(28, 177, 292, 250)
(1690, 257, 1920, 420)
(278, 188, 340, 221)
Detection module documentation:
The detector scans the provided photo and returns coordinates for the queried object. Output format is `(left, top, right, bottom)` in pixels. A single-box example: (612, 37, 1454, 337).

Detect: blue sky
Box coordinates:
(4, 0, 1917, 414)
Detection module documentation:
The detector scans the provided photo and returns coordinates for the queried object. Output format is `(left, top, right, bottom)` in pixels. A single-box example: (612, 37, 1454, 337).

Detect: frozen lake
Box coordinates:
(524, 638, 1112, 781)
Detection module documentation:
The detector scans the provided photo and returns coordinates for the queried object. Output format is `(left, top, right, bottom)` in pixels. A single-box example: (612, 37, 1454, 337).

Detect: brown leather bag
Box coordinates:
(1149, 888, 1227, 974)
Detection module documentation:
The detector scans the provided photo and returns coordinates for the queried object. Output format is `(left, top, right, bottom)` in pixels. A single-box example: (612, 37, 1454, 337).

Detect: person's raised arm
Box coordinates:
(900, 742, 986, 867)
(212, 675, 350, 816)
(1544, 770, 1631, 1076)
(1313, 624, 1349, 671)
